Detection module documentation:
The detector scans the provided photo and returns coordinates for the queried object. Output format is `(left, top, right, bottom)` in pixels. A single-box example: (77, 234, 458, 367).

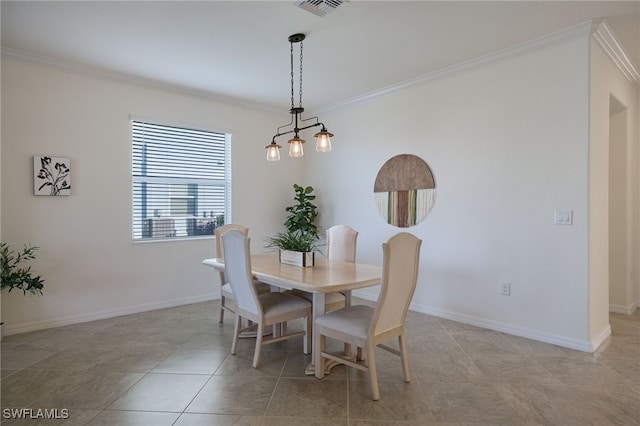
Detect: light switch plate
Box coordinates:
(554, 210, 573, 225)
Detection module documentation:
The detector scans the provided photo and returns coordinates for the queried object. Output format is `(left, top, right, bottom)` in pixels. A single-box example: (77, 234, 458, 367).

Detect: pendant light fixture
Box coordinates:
(265, 33, 334, 161)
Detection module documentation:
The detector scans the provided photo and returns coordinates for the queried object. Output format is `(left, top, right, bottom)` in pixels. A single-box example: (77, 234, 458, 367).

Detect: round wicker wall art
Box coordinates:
(374, 154, 436, 227)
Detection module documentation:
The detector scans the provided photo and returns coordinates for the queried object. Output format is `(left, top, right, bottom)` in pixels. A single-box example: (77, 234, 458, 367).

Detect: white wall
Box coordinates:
(1, 57, 303, 334)
(308, 35, 598, 350)
(609, 101, 630, 311)
(590, 30, 639, 326)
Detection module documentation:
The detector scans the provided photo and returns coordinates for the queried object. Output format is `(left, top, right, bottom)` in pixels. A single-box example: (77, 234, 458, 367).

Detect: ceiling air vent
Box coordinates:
(295, 0, 344, 17)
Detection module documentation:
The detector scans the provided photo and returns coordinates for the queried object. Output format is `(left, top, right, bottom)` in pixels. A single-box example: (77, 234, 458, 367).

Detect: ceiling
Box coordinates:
(2, 1, 639, 112)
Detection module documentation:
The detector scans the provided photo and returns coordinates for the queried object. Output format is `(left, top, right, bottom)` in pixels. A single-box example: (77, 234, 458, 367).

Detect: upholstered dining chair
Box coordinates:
(215, 224, 271, 323)
(222, 229, 312, 368)
(325, 224, 358, 262)
(289, 224, 359, 311)
(314, 232, 422, 400)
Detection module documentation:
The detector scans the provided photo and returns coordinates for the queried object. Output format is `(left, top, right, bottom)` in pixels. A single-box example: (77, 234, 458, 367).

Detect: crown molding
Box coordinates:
(591, 19, 640, 87)
(320, 19, 638, 113)
(0, 47, 281, 114)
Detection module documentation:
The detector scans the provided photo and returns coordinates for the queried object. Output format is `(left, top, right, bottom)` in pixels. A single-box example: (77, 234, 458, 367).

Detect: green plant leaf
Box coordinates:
(266, 184, 320, 252)
(1, 242, 45, 295)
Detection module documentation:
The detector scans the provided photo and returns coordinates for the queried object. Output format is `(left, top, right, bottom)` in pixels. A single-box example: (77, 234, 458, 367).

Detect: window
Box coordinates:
(132, 119, 230, 241)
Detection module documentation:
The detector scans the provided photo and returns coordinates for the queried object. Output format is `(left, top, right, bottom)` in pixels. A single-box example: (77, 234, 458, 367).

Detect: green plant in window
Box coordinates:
(215, 214, 225, 228)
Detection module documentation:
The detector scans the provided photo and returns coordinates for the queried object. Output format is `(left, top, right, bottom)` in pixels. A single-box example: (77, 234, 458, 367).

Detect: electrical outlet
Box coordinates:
(500, 282, 511, 296)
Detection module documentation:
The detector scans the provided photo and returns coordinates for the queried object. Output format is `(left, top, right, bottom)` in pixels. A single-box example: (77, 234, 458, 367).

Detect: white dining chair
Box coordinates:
(215, 224, 271, 324)
(314, 232, 422, 400)
(289, 224, 359, 311)
(222, 229, 312, 368)
(325, 224, 358, 263)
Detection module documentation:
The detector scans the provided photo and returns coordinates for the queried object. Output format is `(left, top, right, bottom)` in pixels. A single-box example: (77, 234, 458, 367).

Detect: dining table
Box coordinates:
(202, 251, 382, 375)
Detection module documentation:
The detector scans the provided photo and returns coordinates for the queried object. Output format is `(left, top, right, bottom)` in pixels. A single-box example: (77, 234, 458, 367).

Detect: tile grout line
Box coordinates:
(260, 351, 289, 420)
(171, 371, 217, 425)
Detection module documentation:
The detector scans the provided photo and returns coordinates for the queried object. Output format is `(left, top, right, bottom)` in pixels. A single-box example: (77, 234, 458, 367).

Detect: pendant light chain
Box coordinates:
(299, 40, 303, 108)
(290, 40, 304, 109)
(290, 41, 295, 111)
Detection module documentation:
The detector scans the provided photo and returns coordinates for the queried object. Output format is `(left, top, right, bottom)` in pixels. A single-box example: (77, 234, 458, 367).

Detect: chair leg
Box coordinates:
(231, 313, 241, 355)
(367, 343, 380, 400)
(398, 334, 411, 383)
(252, 322, 264, 368)
(315, 330, 325, 378)
(303, 315, 311, 355)
(219, 295, 226, 323)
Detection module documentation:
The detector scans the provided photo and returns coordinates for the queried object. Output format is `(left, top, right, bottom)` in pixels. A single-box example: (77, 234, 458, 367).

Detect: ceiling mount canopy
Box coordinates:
(265, 33, 334, 161)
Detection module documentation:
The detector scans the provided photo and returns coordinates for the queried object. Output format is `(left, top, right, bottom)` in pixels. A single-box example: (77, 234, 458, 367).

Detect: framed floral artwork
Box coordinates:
(33, 156, 71, 196)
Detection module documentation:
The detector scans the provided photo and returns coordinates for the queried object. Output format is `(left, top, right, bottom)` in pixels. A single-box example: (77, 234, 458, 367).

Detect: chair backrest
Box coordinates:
(215, 224, 249, 283)
(221, 229, 261, 316)
(371, 232, 422, 337)
(325, 225, 358, 262)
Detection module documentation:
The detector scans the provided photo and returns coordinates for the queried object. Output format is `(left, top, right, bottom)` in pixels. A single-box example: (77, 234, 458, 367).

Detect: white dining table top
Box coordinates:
(202, 252, 381, 294)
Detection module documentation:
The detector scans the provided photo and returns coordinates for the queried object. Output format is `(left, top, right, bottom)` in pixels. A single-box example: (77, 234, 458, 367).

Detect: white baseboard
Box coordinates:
(352, 290, 601, 353)
(3, 292, 219, 336)
(609, 301, 639, 315)
(589, 323, 612, 352)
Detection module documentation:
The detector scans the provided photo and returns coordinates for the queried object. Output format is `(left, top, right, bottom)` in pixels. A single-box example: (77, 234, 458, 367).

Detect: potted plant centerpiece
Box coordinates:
(1, 242, 45, 340)
(266, 184, 319, 267)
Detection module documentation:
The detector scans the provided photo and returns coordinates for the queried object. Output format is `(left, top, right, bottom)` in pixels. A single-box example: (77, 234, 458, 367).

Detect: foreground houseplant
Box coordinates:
(1, 242, 45, 340)
(1, 242, 45, 295)
(265, 184, 319, 266)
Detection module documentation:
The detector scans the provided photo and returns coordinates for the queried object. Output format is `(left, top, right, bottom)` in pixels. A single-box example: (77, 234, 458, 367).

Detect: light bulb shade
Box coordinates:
(314, 130, 333, 153)
(265, 142, 282, 161)
(288, 137, 305, 157)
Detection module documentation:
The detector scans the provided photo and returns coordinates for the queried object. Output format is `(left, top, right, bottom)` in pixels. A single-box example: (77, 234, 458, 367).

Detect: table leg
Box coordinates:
(342, 290, 353, 358)
(270, 284, 283, 338)
(305, 292, 326, 376)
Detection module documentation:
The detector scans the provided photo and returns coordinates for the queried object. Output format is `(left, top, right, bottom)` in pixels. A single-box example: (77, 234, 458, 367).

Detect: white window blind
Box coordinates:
(132, 120, 231, 241)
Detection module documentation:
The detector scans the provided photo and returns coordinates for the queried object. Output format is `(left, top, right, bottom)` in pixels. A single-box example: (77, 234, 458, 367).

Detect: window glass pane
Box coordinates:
(132, 120, 230, 241)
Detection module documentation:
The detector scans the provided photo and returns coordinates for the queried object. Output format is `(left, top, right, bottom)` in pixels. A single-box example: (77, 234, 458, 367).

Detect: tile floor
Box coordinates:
(1, 300, 639, 425)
